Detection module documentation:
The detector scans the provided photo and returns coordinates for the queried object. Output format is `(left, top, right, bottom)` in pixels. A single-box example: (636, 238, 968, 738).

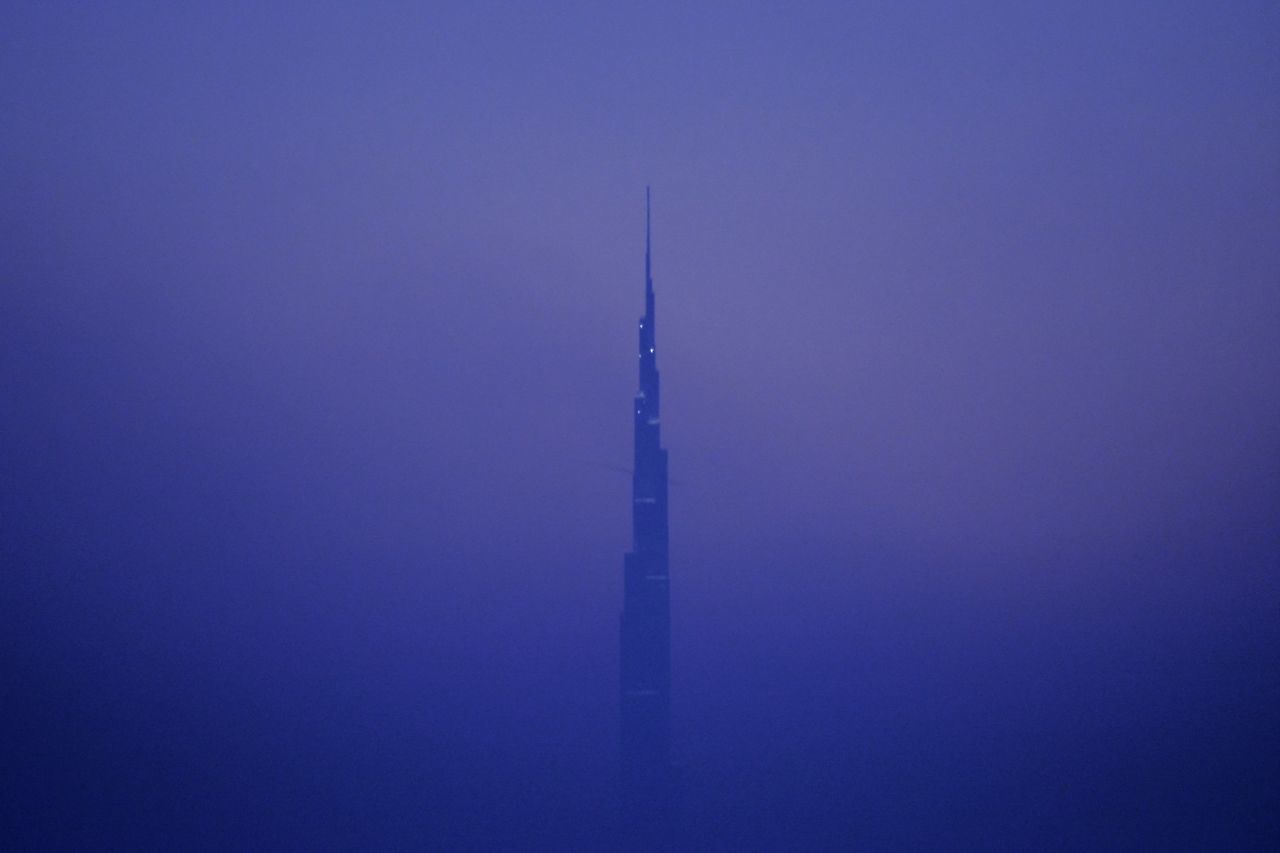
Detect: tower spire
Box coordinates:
(645, 185, 652, 296)
(621, 187, 673, 834)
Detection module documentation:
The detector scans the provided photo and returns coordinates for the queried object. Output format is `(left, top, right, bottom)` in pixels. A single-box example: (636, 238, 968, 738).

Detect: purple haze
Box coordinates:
(4, 2, 1278, 849)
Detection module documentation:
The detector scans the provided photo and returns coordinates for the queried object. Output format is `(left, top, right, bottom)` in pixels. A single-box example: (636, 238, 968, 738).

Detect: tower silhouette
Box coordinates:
(620, 187, 675, 828)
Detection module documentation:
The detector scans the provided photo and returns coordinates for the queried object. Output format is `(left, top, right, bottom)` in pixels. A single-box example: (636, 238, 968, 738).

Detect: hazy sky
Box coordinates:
(4, 3, 1278, 848)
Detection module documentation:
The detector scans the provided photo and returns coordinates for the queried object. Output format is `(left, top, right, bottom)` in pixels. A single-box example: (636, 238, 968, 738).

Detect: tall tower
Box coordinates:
(620, 187, 673, 819)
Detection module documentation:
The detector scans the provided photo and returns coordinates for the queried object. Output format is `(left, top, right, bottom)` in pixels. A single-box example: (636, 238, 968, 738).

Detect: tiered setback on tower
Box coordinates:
(620, 188, 673, 811)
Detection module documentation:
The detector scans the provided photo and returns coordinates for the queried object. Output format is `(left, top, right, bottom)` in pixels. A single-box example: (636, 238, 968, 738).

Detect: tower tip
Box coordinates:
(644, 187, 652, 291)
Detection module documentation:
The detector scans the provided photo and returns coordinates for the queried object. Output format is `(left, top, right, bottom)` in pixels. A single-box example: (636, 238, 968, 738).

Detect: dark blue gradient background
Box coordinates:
(3, 3, 1278, 849)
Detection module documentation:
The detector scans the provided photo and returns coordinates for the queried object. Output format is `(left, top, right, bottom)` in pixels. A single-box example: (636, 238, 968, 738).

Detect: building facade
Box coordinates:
(620, 188, 674, 822)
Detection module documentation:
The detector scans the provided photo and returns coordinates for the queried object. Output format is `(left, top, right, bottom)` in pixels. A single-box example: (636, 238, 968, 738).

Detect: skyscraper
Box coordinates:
(620, 188, 674, 822)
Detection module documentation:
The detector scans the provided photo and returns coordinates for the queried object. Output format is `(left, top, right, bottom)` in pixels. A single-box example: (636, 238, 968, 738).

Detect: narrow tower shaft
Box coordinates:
(621, 187, 672, 810)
